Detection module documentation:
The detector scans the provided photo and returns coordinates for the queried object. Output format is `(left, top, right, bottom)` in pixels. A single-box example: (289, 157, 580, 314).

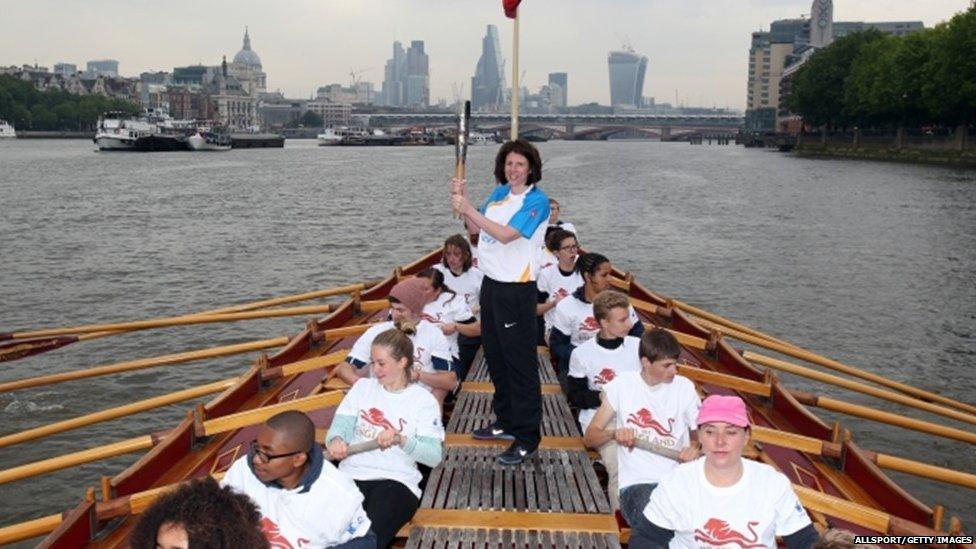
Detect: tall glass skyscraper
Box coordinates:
(548, 72, 568, 107)
(607, 49, 647, 108)
(381, 40, 428, 107)
(471, 25, 506, 111)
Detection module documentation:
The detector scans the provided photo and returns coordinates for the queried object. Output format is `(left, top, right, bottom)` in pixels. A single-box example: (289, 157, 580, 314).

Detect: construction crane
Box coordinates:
(349, 67, 373, 87)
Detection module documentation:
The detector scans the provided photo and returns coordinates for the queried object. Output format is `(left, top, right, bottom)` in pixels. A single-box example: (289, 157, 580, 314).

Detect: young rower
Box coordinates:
(536, 228, 582, 342)
(332, 277, 456, 405)
(132, 477, 270, 549)
(583, 328, 700, 532)
(549, 252, 644, 382)
(546, 197, 578, 240)
(417, 267, 480, 376)
(568, 290, 642, 510)
(221, 411, 375, 548)
(633, 395, 818, 549)
(433, 234, 484, 381)
(326, 328, 445, 549)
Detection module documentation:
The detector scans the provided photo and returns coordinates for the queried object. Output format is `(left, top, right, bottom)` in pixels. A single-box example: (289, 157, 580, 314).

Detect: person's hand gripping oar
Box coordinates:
(325, 431, 403, 461)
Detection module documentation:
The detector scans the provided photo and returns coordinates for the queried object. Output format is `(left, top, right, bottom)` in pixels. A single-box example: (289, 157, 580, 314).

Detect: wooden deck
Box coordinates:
(405, 352, 619, 548)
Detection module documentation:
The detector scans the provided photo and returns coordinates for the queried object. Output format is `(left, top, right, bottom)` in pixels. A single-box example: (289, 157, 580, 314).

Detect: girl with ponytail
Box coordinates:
(417, 267, 480, 380)
(332, 277, 458, 405)
(548, 252, 644, 383)
(327, 327, 445, 548)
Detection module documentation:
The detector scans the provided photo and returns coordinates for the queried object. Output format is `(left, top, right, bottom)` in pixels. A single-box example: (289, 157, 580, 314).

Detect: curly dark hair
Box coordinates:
(129, 476, 269, 548)
(493, 139, 543, 185)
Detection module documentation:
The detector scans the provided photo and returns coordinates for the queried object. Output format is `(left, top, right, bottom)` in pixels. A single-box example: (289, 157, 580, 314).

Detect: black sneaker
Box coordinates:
(497, 442, 536, 465)
(472, 423, 515, 441)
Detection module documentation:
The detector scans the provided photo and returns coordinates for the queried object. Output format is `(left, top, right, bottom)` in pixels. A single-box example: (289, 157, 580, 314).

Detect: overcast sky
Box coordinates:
(2, 0, 969, 109)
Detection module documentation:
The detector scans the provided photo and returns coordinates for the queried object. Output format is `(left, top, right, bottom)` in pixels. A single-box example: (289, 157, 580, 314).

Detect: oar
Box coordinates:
(0, 312, 382, 394)
(690, 314, 976, 417)
(631, 300, 976, 417)
(1, 437, 397, 546)
(631, 290, 976, 416)
(324, 435, 401, 461)
(0, 384, 350, 486)
(601, 430, 683, 461)
(0, 350, 351, 448)
(669, 365, 976, 490)
(0, 304, 336, 363)
(0, 281, 375, 361)
(648, 325, 976, 445)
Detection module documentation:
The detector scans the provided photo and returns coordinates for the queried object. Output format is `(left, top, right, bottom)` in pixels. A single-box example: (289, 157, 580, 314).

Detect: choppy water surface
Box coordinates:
(1, 139, 974, 535)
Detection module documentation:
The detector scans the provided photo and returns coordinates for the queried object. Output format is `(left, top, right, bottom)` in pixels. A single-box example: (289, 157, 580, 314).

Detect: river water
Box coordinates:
(1, 139, 974, 536)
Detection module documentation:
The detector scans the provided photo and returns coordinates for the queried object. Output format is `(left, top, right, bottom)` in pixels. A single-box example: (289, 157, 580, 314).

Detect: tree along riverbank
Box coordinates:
(794, 126, 976, 168)
(0, 75, 139, 132)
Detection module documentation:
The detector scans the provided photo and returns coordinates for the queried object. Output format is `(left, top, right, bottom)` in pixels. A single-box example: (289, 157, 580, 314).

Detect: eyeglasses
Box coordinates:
(559, 244, 579, 251)
(251, 441, 305, 463)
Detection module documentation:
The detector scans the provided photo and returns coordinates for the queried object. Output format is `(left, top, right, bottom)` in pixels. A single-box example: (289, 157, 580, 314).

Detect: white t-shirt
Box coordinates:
(222, 452, 372, 548)
(551, 294, 641, 348)
(537, 247, 557, 271)
(422, 291, 475, 359)
(536, 264, 582, 334)
(433, 263, 483, 316)
(477, 184, 550, 282)
(603, 372, 700, 491)
(644, 458, 812, 548)
(568, 336, 642, 432)
(334, 378, 445, 498)
(346, 320, 453, 392)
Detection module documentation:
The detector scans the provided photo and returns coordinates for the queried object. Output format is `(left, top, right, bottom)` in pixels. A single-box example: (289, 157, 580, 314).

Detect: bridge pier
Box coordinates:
(660, 126, 671, 141)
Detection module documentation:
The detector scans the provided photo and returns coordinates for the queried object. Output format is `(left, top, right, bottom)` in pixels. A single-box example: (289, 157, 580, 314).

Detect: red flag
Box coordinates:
(503, 0, 521, 18)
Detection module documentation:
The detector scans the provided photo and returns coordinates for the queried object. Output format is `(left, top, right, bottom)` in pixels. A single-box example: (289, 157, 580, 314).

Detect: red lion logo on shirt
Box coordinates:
(260, 517, 302, 549)
(579, 316, 600, 332)
(693, 518, 763, 548)
(594, 368, 616, 385)
(626, 408, 675, 438)
(359, 408, 407, 432)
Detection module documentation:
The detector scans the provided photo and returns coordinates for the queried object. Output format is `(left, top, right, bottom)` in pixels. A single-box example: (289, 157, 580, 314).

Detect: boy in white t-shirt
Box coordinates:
(583, 328, 700, 531)
(568, 290, 642, 510)
(222, 411, 375, 549)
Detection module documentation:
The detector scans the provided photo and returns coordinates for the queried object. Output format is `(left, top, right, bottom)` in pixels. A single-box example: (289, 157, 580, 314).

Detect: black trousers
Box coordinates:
(457, 333, 481, 382)
(354, 479, 419, 549)
(480, 277, 541, 448)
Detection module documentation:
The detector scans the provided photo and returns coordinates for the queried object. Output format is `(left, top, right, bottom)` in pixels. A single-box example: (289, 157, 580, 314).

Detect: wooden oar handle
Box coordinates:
(325, 435, 401, 461)
(604, 429, 682, 461)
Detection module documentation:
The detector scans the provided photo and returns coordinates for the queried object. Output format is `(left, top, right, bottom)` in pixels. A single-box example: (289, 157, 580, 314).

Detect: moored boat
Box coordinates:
(317, 126, 370, 146)
(0, 248, 971, 548)
(93, 111, 192, 152)
(0, 119, 16, 138)
(187, 124, 232, 151)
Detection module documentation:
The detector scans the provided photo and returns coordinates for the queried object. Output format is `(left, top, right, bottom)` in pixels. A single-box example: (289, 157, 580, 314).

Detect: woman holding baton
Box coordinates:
(450, 139, 550, 465)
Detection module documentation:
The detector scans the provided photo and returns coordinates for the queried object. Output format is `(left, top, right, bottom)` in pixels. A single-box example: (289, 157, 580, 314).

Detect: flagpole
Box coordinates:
(510, 12, 520, 141)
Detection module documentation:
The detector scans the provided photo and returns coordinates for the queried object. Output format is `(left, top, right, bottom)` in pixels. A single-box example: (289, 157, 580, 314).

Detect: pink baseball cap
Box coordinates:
(697, 395, 750, 427)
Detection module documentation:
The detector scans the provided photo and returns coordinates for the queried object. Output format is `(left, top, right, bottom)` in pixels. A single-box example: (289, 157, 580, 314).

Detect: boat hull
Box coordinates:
(187, 133, 231, 151)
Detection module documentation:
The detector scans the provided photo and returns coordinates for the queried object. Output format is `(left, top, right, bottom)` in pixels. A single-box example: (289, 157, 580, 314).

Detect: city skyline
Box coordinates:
(2, 0, 968, 109)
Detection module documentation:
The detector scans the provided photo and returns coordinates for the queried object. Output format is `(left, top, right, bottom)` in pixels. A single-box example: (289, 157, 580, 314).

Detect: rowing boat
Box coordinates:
(2, 247, 971, 548)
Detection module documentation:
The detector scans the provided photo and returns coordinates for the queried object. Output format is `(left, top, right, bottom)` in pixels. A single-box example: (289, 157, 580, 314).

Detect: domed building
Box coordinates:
(230, 27, 267, 95)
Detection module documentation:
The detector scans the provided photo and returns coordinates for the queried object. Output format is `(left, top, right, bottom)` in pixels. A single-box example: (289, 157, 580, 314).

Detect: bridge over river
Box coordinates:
(363, 113, 744, 141)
